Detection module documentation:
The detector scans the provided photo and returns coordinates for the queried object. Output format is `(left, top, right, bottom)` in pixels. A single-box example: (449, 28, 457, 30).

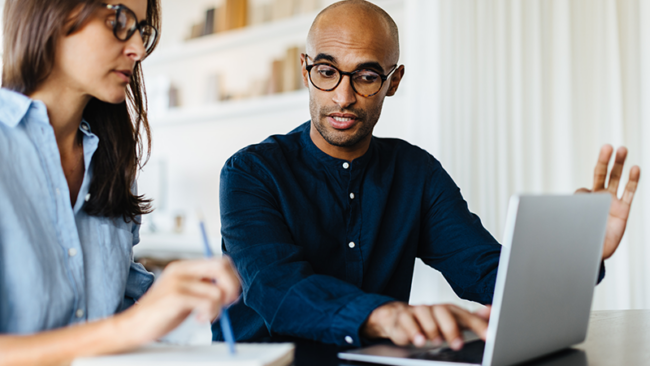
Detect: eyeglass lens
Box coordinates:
(113, 7, 156, 53)
(309, 64, 383, 96)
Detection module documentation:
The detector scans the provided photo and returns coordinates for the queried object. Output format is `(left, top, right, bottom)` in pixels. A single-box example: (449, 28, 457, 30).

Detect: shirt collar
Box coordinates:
(0, 88, 34, 128)
(300, 120, 375, 169)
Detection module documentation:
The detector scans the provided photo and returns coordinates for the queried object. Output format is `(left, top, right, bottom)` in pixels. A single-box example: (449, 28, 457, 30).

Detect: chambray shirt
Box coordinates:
(215, 122, 504, 347)
(0, 88, 154, 334)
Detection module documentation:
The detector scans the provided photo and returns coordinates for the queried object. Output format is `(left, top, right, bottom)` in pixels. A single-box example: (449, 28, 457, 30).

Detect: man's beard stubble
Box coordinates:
(309, 95, 383, 148)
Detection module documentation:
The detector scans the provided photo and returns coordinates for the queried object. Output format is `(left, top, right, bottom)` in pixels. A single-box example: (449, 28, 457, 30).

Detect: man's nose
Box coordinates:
(332, 75, 357, 109)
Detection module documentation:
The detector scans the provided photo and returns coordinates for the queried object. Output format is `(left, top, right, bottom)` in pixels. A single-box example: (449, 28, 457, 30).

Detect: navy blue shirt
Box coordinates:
(215, 122, 503, 346)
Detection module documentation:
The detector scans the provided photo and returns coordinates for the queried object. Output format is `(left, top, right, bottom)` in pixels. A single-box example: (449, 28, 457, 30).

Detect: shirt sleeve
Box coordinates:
(418, 157, 502, 305)
(120, 210, 154, 311)
(220, 154, 395, 347)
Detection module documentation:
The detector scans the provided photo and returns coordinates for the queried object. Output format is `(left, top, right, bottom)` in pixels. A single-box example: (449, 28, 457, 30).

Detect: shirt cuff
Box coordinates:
(331, 293, 395, 347)
(597, 261, 606, 284)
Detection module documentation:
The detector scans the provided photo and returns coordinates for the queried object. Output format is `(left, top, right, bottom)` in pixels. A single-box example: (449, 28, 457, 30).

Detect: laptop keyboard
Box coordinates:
(410, 340, 485, 363)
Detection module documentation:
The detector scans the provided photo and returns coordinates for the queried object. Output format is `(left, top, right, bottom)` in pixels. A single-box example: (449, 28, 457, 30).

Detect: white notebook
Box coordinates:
(72, 342, 295, 366)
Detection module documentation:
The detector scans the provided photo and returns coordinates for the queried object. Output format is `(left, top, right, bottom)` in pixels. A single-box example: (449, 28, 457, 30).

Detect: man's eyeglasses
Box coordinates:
(102, 3, 158, 55)
(304, 54, 398, 98)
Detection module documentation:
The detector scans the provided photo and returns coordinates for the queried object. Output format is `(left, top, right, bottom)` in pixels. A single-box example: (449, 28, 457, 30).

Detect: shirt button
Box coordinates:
(68, 248, 77, 257)
(85, 193, 91, 202)
(348, 242, 356, 248)
(342, 162, 350, 169)
(81, 124, 89, 131)
(349, 193, 355, 199)
(56, 188, 60, 196)
(76, 309, 84, 318)
(345, 335, 354, 344)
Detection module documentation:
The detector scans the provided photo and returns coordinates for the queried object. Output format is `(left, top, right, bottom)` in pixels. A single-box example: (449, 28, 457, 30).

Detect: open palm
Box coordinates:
(575, 145, 641, 260)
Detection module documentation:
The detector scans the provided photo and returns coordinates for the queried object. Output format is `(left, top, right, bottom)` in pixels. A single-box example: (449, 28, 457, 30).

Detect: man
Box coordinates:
(215, 0, 641, 349)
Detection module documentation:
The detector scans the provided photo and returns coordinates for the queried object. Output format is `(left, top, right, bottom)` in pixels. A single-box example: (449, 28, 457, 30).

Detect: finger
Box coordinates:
(395, 311, 426, 347)
(606, 147, 628, 195)
(164, 259, 241, 304)
(621, 165, 641, 205)
(412, 306, 442, 344)
(593, 144, 613, 190)
(474, 305, 491, 321)
(432, 306, 464, 350)
(212, 257, 242, 304)
(574, 188, 591, 194)
(450, 306, 490, 340)
(178, 279, 226, 304)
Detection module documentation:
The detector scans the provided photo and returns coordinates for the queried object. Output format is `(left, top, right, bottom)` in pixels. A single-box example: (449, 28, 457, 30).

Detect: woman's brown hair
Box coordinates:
(2, 0, 160, 222)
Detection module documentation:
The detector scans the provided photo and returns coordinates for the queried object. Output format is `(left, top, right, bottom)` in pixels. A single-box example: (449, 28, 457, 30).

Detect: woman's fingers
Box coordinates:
(163, 258, 241, 305)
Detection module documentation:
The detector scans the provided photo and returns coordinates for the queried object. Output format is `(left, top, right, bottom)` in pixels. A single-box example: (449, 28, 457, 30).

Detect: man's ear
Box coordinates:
(386, 65, 405, 97)
(300, 53, 310, 88)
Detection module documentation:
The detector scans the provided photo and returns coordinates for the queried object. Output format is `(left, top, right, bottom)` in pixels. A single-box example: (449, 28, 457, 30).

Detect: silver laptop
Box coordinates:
(339, 194, 611, 366)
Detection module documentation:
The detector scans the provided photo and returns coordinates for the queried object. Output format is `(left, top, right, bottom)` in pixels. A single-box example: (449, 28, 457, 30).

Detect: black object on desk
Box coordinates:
(290, 310, 650, 366)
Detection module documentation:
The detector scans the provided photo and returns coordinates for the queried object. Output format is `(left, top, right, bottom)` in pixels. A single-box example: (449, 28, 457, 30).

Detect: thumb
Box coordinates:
(474, 305, 491, 320)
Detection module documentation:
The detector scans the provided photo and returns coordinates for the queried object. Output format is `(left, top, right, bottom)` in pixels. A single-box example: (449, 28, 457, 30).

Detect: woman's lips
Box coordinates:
(114, 71, 131, 83)
(327, 115, 358, 130)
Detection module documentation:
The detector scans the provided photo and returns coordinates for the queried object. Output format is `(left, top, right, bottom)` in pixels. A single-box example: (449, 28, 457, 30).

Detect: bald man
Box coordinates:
(215, 0, 640, 349)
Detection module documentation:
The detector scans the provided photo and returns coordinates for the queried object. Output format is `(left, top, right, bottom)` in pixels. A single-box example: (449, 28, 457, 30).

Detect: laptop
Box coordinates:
(339, 194, 611, 366)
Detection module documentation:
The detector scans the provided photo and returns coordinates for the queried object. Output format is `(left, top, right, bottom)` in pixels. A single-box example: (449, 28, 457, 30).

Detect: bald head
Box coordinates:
(307, 0, 400, 64)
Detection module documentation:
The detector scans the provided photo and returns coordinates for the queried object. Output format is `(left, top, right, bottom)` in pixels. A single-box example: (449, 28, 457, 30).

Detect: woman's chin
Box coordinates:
(96, 91, 127, 105)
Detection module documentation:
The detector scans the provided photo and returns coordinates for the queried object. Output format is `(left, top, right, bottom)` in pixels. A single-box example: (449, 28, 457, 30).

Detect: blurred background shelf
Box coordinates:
(149, 89, 308, 127)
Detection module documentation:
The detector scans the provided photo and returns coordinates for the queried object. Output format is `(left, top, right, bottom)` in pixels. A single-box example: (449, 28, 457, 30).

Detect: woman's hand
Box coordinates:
(116, 257, 241, 346)
(0, 257, 241, 366)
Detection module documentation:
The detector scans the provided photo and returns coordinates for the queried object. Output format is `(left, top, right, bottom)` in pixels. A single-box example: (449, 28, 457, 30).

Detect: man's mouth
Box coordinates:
(327, 114, 359, 130)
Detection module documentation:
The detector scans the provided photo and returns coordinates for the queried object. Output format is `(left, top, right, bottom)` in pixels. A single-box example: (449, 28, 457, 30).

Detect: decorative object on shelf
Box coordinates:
(169, 84, 181, 107)
(173, 213, 186, 233)
(205, 74, 224, 104)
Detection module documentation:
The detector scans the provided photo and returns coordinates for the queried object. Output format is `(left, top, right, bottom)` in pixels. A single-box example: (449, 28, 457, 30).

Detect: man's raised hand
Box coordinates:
(575, 145, 641, 260)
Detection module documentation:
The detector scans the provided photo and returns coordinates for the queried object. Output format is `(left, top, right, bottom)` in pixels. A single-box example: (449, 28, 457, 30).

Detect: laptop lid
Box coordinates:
(483, 194, 610, 366)
(338, 194, 611, 366)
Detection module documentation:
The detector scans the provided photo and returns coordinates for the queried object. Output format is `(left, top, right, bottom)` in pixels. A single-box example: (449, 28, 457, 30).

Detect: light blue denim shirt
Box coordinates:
(0, 88, 154, 334)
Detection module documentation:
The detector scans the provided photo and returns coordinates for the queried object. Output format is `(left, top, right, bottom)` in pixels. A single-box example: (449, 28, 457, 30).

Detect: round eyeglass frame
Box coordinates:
(102, 3, 158, 55)
(303, 54, 398, 98)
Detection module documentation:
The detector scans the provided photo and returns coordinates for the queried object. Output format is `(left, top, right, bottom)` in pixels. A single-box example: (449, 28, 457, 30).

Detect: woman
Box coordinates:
(0, 0, 240, 364)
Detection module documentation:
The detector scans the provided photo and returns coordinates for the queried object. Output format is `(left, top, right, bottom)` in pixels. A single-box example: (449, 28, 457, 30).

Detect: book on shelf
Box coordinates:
(204, 8, 216, 35)
(267, 58, 285, 95)
(282, 46, 302, 93)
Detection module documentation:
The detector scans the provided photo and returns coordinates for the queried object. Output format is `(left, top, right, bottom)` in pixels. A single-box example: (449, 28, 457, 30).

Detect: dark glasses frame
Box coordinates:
(303, 53, 398, 97)
(102, 3, 158, 55)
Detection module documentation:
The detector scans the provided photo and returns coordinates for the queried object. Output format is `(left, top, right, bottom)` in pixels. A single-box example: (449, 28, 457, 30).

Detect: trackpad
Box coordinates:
(410, 340, 485, 364)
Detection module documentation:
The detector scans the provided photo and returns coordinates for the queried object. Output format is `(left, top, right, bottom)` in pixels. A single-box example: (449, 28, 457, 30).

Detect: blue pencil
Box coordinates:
(199, 221, 236, 355)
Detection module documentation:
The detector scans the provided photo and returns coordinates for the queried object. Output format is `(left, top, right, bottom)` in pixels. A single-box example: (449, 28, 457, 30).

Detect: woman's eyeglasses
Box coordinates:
(102, 3, 158, 55)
